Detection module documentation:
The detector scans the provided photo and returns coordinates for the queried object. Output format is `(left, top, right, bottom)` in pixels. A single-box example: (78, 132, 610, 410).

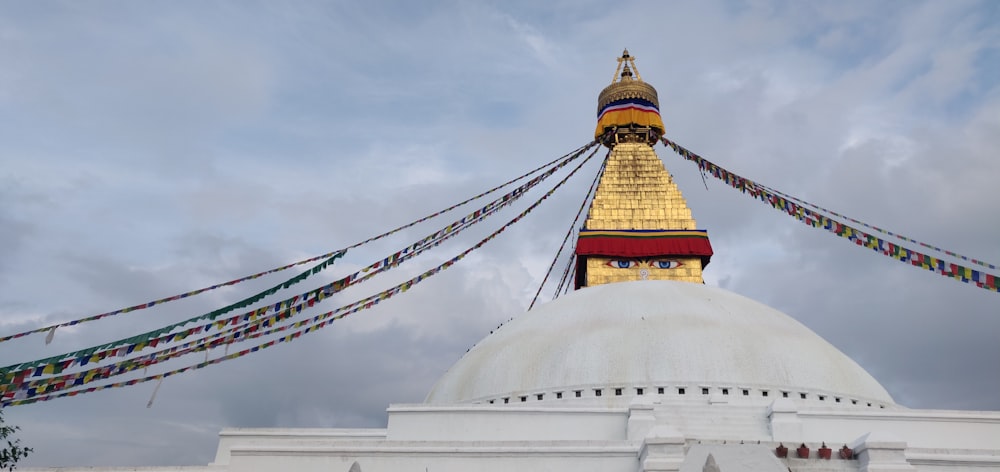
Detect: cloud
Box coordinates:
(1, 0, 998, 467)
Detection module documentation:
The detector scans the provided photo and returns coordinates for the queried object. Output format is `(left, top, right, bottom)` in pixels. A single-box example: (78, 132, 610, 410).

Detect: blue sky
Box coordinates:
(1, 0, 998, 467)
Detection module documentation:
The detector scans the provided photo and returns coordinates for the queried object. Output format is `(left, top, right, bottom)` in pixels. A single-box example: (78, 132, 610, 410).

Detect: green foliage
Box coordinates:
(0, 410, 31, 471)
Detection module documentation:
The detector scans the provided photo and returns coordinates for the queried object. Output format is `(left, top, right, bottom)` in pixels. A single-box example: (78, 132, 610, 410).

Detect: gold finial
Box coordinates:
(612, 49, 643, 84)
(621, 63, 633, 80)
(611, 51, 625, 83)
(618, 49, 642, 82)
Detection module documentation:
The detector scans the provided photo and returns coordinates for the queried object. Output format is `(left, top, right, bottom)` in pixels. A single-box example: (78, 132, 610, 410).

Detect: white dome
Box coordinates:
(426, 280, 894, 406)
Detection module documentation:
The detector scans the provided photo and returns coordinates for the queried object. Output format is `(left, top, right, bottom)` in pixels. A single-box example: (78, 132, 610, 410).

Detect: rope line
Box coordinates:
(342, 140, 598, 251)
(0, 251, 343, 344)
(660, 136, 999, 293)
(1, 141, 599, 379)
(2, 140, 602, 407)
(554, 253, 577, 299)
(0, 140, 598, 344)
(762, 185, 997, 271)
(2, 184, 517, 395)
(528, 150, 609, 309)
(1, 140, 579, 393)
(2, 185, 525, 397)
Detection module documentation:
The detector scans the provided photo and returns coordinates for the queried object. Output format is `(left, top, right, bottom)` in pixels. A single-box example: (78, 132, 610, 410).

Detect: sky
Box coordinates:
(1, 0, 998, 467)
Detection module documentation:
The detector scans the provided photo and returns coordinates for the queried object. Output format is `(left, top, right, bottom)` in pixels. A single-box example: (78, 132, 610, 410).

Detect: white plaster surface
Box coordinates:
(384, 404, 627, 441)
(194, 401, 1000, 472)
(680, 444, 787, 472)
(798, 408, 1000, 450)
(427, 281, 894, 405)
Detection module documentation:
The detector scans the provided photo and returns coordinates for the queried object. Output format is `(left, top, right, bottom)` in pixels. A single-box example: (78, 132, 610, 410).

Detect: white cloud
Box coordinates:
(1, 0, 998, 467)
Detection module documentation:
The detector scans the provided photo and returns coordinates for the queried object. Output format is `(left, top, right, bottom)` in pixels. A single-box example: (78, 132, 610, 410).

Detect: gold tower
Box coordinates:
(575, 50, 713, 288)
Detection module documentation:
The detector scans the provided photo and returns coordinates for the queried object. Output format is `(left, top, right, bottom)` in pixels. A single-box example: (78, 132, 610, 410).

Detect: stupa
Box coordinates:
(40, 50, 1000, 472)
(425, 50, 892, 409)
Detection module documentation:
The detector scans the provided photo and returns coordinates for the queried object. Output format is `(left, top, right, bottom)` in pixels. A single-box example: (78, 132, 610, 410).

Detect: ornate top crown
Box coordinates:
(596, 49, 660, 114)
(594, 49, 664, 145)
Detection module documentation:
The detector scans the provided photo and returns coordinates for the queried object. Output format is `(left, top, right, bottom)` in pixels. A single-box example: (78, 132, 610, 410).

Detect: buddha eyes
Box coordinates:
(606, 260, 640, 268)
(605, 259, 683, 269)
(652, 260, 683, 269)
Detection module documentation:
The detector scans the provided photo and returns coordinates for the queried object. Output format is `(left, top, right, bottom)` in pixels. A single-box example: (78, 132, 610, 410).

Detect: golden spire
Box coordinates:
(584, 143, 697, 232)
(576, 51, 713, 288)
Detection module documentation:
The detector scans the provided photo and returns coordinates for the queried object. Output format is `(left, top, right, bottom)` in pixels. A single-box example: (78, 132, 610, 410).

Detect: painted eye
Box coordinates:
(650, 260, 683, 269)
(605, 260, 639, 268)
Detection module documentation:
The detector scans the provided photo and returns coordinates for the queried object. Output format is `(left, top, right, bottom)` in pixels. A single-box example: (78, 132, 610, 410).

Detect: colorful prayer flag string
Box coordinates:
(342, 139, 600, 251)
(0, 139, 600, 345)
(0, 142, 599, 388)
(762, 186, 997, 271)
(0, 252, 345, 376)
(1, 142, 602, 407)
(0, 250, 345, 344)
(1, 161, 545, 397)
(660, 136, 999, 293)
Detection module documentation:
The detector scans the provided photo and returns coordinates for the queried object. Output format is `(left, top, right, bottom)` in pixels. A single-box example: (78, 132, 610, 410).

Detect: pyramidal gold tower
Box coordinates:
(575, 50, 713, 288)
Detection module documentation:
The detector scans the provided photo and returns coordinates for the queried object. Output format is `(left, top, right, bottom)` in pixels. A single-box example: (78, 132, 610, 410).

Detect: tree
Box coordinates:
(0, 410, 31, 471)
